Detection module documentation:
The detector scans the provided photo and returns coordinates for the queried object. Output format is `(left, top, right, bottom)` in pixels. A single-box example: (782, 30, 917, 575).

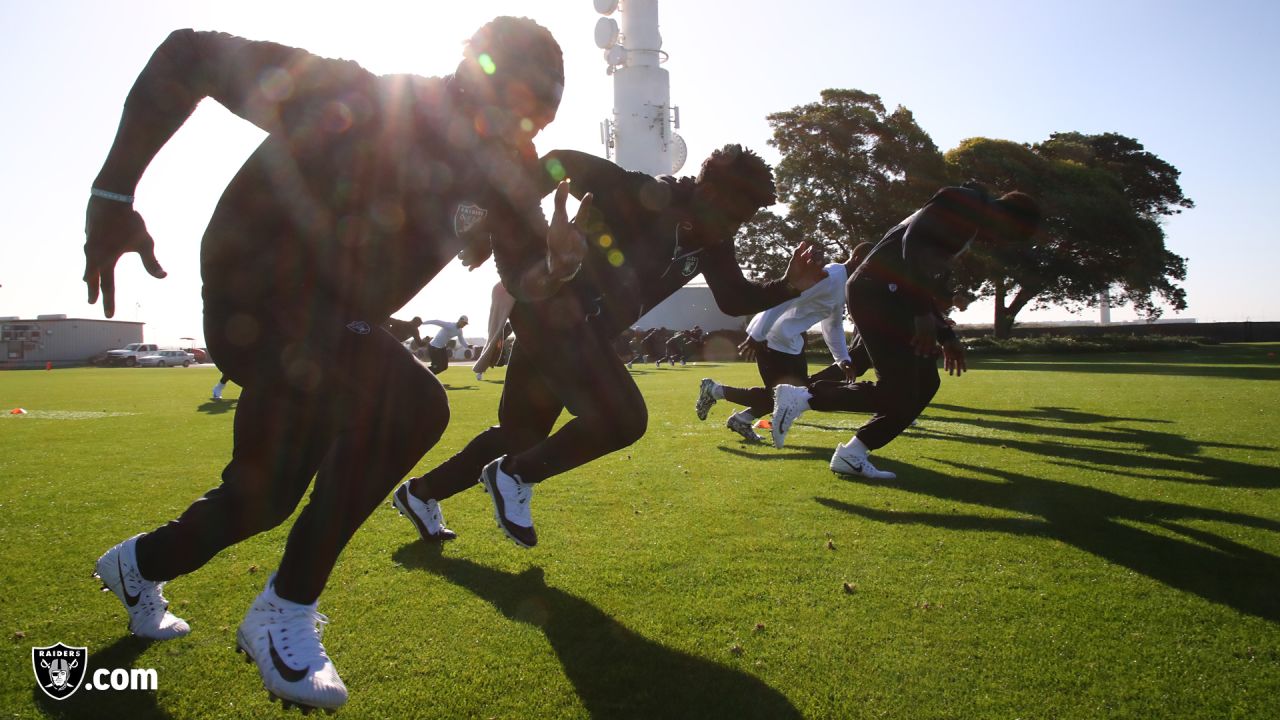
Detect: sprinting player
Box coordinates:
(769, 184, 1039, 479)
(423, 316, 470, 374)
(661, 325, 705, 366)
(83, 18, 584, 711)
(640, 327, 668, 366)
(393, 145, 826, 549)
(696, 244, 873, 442)
(472, 282, 516, 381)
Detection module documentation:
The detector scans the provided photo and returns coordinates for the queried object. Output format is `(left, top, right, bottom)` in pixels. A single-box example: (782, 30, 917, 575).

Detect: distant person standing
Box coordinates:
(423, 316, 470, 374)
(770, 184, 1040, 479)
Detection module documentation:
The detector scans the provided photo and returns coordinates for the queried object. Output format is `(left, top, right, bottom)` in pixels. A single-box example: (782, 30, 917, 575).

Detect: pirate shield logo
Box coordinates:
(32, 643, 88, 700)
(681, 256, 699, 277)
(453, 202, 489, 238)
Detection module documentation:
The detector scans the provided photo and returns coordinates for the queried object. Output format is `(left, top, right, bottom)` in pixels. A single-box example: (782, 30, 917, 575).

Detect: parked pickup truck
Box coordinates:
(105, 343, 159, 367)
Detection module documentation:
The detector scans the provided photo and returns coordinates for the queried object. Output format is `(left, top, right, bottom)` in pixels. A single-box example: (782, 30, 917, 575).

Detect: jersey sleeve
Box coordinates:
(700, 241, 799, 317)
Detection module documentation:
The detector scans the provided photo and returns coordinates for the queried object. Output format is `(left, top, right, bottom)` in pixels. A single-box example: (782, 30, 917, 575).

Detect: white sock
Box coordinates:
(847, 436, 871, 455)
(711, 383, 725, 400)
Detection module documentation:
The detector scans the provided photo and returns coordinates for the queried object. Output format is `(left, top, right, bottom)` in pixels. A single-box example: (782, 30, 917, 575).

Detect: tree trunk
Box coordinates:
(992, 281, 1014, 339)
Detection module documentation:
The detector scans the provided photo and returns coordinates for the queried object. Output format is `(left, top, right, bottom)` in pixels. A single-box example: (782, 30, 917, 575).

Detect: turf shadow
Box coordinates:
(908, 417, 1278, 489)
(32, 635, 170, 720)
(815, 457, 1280, 622)
(196, 399, 237, 415)
(392, 546, 802, 719)
(968, 356, 1280, 382)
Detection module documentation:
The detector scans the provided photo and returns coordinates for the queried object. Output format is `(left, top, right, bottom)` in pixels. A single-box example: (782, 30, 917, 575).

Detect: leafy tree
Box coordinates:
(949, 134, 1191, 336)
(760, 89, 947, 264)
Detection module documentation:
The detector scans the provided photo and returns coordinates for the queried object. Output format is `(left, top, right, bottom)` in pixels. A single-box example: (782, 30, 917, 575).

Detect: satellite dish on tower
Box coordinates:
(594, 0, 619, 15)
(670, 132, 687, 174)
(605, 44, 627, 66)
(594, 17, 619, 49)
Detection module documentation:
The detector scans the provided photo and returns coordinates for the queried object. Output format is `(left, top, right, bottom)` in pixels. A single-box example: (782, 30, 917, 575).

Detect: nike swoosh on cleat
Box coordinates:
(834, 456, 862, 476)
(119, 556, 141, 607)
(268, 630, 310, 683)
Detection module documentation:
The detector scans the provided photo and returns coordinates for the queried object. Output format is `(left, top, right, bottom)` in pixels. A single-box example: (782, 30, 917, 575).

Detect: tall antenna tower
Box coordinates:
(593, 0, 686, 176)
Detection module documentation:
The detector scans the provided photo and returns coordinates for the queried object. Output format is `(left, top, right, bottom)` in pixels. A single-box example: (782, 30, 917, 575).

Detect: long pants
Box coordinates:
(720, 346, 811, 417)
(427, 344, 451, 374)
(135, 312, 448, 604)
(804, 278, 940, 450)
(472, 282, 516, 376)
(414, 301, 647, 501)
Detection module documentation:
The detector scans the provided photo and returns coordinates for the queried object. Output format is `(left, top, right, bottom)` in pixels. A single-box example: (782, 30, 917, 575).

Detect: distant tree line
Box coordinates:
(737, 89, 1193, 338)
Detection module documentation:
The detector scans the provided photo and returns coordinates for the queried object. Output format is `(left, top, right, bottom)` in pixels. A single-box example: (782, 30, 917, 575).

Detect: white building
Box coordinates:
(634, 285, 745, 332)
(1, 315, 144, 369)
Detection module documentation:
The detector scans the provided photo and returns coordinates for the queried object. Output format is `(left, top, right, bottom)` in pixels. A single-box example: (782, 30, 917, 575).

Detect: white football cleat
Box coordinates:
(94, 535, 191, 640)
(770, 384, 811, 448)
(392, 481, 458, 543)
(211, 382, 225, 400)
(236, 579, 348, 712)
(479, 457, 536, 548)
(829, 442, 897, 479)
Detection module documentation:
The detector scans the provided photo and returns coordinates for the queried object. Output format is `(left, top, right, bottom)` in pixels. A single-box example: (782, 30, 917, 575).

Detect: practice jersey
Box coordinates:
(853, 185, 992, 315)
(127, 30, 548, 326)
(747, 262, 851, 362)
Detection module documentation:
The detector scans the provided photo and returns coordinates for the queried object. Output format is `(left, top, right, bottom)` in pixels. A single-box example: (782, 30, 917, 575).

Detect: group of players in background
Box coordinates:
(79, 16, 1038, 711)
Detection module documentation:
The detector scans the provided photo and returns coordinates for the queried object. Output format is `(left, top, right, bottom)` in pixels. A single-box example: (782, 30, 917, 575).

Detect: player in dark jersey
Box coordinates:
(83, 18, 586, 711)
(383, 316, 425, 347)
(769, 184, 1039, 479)
(392, 145, 826, 549)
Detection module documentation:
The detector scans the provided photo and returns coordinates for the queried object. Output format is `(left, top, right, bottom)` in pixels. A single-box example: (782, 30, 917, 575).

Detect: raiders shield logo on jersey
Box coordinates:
(681, 256, 699, 277)
(453, 203, 488, 237)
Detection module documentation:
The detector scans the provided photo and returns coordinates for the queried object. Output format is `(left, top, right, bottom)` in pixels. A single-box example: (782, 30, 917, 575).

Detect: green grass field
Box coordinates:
(2, 344, 1279, 719)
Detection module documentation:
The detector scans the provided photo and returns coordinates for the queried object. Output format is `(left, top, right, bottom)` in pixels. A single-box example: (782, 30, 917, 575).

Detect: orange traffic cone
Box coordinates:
(754, 417, 773, 430)
(46, 361, 52, 370)
(10, 408, 27, 415)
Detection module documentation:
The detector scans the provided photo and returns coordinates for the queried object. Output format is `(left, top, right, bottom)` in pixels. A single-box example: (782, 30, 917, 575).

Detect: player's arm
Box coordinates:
(702, 241, 824, 317)
(85, 29, 376, 317)
(820, 302, 853, 367)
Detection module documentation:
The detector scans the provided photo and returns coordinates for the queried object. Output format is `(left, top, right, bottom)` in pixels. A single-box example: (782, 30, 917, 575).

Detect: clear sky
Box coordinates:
(2, 0, 1277, 345)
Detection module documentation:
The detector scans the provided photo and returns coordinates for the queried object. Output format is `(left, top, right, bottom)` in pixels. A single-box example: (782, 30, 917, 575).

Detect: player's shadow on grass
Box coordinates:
(32, 635, 170, 720)
(911, 410, 1277, 489)
(931, 403, 1172, 426)
(392, 546, 802, 719)
(196, 399, 237, 415)
(816, 458, 1280, 622)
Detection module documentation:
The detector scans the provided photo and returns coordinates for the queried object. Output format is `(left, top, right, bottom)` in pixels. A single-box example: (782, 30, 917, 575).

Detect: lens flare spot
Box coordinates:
(597, 234, 613, 248)
(520, 117, 534, 133)
(478, 53, 497, 75)
(322, 101, 354, 133)
(258, 67, 294, 102)
(544, 158, 567, 182)
(608, 249, 625, 267)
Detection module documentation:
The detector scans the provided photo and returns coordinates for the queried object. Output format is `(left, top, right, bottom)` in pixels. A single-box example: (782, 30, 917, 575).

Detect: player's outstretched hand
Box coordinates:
(546, 180, 592, 281)
(83, 197, 166, 318)
(783, 241, 827, 292)
(942, 339, 967, 376)
(737, 336, 763, 362)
